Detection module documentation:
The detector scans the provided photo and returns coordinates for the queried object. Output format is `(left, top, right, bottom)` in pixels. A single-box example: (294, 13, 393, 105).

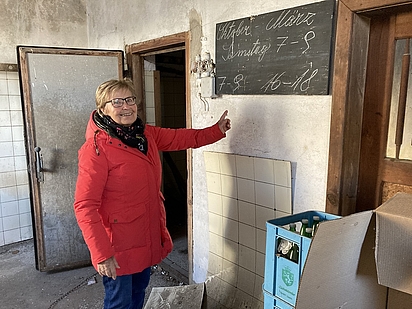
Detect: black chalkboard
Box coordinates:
(215, 0, 336, 95)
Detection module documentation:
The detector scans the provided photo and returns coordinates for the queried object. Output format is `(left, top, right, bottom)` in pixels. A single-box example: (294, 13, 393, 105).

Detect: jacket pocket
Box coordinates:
(108, 205, 147, 251)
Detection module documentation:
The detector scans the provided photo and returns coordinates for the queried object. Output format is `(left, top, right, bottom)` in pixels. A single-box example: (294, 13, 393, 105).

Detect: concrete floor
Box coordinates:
(0, 228, 188, 309)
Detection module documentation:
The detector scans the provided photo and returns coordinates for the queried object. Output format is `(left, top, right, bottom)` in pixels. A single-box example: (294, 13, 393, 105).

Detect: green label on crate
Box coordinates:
(276, 257, 299, 304)
(282, 266, 294, 286)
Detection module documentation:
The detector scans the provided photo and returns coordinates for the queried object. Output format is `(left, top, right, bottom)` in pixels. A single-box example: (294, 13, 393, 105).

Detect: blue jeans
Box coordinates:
(102, 267, 151, 309)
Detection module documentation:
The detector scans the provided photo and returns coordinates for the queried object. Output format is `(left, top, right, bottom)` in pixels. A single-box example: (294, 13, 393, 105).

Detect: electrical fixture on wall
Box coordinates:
(191, 50, 217, 111)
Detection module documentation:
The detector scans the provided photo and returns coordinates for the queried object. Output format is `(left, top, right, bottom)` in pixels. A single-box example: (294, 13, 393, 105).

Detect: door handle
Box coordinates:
(34, 146, 44, 182)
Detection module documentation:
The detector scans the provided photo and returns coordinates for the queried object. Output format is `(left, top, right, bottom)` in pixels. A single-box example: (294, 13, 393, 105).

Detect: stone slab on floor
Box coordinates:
(144, 283, 204, 309)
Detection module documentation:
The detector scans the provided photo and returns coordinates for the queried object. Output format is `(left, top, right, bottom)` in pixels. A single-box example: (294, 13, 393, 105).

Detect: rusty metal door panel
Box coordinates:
(17, 46, 123, 271)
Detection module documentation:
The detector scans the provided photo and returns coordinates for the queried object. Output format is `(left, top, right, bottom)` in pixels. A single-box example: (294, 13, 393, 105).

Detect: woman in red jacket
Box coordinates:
(73, 79, 231, 309)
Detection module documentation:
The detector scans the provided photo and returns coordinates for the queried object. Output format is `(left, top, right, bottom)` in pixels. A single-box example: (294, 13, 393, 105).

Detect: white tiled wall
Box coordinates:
(0, 71, 33, 246)
(204, 152, 292, 307)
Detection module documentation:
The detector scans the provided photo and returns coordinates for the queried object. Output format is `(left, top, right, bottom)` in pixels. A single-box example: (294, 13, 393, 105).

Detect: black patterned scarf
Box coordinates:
(93, 111, 148, 155)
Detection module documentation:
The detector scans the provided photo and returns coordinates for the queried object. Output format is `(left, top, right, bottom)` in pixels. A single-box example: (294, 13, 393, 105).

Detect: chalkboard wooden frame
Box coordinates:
(215, 0, 336, 95)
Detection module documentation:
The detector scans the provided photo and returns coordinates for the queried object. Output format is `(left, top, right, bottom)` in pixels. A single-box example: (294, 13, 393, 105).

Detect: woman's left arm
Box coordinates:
(150, 110, 231, 151)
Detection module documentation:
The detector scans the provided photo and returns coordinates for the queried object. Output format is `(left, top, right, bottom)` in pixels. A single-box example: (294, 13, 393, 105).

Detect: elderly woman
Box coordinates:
(73, 79, 231, 309)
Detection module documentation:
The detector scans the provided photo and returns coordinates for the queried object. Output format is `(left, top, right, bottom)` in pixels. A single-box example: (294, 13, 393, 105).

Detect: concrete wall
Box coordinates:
(0, 0, 331, 297)
(0, 0, 88, 63)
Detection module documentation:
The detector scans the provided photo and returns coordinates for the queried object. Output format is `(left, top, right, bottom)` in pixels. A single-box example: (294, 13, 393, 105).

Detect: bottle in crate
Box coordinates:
(277, 237, 292, 258)
(299, 218, 309, 236)
(312, 215, 320, 236)
(277, 222, 299, 258)
(287, 242, 299, 263)
(303, 227, 313, 238)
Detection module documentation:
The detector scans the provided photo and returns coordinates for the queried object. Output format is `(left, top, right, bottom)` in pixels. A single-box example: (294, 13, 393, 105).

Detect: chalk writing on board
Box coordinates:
(215, 0, 335, 95)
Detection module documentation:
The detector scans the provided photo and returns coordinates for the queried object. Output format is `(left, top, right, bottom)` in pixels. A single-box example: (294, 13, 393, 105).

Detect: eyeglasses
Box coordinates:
(106, 96, 136, 108)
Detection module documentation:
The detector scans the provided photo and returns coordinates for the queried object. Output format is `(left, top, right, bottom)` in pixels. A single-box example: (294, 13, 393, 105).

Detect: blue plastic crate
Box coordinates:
(264, 211, 340, 306)
(263, 288, 294, 309)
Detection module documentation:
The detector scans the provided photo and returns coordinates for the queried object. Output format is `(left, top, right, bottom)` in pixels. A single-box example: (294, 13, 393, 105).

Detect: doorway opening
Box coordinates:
(126, 33, 191, 283)
(149, 50, 189, 281)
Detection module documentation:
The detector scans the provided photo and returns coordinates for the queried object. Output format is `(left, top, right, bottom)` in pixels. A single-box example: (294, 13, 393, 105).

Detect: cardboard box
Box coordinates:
(295, 192, 412, 309)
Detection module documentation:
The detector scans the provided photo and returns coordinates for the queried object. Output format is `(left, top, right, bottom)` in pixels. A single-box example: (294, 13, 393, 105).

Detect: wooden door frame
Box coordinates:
(326, 0, 412, 215)
(125, 32, 194, 281)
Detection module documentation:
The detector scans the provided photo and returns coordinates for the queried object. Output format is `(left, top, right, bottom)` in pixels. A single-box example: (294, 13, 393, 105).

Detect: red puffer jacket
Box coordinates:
(74, 111, 225, 276)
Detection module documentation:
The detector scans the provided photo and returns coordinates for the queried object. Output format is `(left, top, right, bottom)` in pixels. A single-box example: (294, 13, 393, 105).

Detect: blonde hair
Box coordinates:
(95, 78, 137, 110)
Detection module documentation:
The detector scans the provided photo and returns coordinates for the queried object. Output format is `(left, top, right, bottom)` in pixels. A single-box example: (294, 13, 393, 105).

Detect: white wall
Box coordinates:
(0, 0, 331, 287)
(191, 96, 331, 283)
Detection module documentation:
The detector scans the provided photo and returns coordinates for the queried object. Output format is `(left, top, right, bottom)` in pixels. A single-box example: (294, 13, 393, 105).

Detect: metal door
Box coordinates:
(17, 46, 123, 271)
